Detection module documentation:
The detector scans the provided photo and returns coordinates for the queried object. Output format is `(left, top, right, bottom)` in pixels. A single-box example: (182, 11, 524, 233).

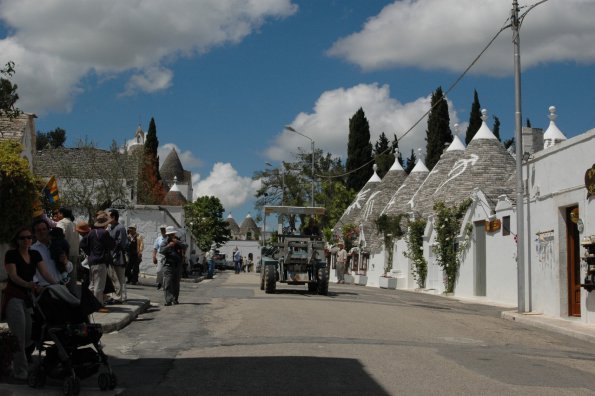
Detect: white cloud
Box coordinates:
(0, 0, 297, 113)
(122, 66, 173, 96)
(266, 83, 461, 162)
(192, 162, 261, 210)
(328, 0, 595, 75)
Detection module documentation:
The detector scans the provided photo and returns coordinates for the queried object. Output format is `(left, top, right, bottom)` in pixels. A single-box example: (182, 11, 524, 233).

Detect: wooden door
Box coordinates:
(566, 206, 581, 317)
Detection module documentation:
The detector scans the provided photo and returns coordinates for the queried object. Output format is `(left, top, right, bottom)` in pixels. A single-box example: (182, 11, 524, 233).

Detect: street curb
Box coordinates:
(93, 294, 151, 334)
(501, 311, 595, 344)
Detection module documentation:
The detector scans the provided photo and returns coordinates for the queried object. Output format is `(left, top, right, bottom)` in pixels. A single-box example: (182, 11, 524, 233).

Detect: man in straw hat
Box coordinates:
(80, 211, 115, 311)
(159, 226, 187, 306)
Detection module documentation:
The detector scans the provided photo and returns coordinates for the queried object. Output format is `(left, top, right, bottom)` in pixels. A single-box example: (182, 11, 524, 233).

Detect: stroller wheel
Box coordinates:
(109, 372, 118, 390)
(27, 365, 46, 388)
(98, 372, 110, 391)
(63, 376, 80, 396)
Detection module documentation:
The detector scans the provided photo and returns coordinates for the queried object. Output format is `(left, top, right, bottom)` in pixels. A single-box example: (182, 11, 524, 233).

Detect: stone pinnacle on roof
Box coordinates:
(369, 163, 381, 182)
(446, 135, 466, 152)
(410, 158, 429, 173)
(472, 109, 498, 141)
(543, 106, 567, 149)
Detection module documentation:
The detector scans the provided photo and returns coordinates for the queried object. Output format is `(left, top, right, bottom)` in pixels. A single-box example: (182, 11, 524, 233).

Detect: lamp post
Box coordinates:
(285, 126, 315, 207)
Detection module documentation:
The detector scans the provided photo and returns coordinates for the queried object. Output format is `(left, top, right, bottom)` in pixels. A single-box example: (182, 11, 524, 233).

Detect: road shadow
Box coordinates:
(88, 355, 391, 395)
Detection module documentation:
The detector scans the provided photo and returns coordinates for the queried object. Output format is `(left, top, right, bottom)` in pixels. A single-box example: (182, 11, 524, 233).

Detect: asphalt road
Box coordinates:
(54, 272, 595, 395)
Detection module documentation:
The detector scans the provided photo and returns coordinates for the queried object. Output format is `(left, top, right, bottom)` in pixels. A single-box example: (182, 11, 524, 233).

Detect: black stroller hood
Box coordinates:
(35, 284, 102, 326)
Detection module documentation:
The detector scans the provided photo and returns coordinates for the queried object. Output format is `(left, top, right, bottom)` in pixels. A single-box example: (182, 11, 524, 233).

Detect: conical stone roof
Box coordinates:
(543, 106, 567, 149)
(160, 148, 189, 183)
(358, 160, 408, 253)
(334, 167, 381, 231)
(410, 135, 466, 219)
(239, 214, 258, 234)
(381, 160, 429, 218)
(226, 214, 240, 234)
(431, 112, 516, 211)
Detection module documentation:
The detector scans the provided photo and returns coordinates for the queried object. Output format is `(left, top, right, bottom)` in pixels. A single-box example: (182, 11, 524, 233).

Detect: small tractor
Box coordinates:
(259, 206, 329, 295)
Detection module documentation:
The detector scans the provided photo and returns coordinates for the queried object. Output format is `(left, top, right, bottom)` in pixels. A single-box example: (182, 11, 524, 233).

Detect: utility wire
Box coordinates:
(316, 13, 515, 180)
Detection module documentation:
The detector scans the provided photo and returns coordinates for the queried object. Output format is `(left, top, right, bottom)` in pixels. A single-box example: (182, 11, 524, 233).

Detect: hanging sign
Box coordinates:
(485, 219, 501, 232)
(585, 164, 595, 198)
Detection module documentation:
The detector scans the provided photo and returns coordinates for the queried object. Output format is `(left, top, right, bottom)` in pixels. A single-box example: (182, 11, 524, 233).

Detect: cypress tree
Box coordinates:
(138, 117, 165, 204)
(465, 90, 482, 144)
(425, 87, 452, 171)
(404, 149, 417, 174)
(373, 132, 394, 178)
(492, 115, 501, 141)
(346, 108, 373, 191)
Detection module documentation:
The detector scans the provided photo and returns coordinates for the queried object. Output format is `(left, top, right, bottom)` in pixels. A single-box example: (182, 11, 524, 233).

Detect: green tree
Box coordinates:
(0, 141, 38, 242)
(138, 117, 165, 204)
(36, 127, 66, 150)
(346, 108, 373, 191)
(425, 87, 452, 170)
(185, 196, 231, 251)
(465, 90, 482, 144)
(404, 149, 417, 174)
(373, 132, 397, 178)
(492, 116, 501, 141)
(0, 61, 20, 119)
(254, 149, 352, 232)
(503, 137, 515, 150)
(404, 218, 427, 288)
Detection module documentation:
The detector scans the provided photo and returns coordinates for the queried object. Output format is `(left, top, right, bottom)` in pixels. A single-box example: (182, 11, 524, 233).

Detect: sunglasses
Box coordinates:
(18, 235, 33, 240)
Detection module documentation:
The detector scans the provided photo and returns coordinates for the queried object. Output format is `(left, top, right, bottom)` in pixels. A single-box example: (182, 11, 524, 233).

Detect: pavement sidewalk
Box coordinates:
(437, 292, 595, 344)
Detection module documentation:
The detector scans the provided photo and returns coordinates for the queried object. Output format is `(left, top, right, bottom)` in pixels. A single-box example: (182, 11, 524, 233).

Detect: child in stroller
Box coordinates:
(28, 283, 117, 395)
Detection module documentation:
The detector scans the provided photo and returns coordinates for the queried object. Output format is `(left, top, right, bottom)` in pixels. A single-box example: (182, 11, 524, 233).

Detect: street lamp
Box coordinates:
(285, 125, 315, 207)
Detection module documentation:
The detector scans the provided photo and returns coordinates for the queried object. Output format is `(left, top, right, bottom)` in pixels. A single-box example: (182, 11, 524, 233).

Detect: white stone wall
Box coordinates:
(525, 128, 595, 323)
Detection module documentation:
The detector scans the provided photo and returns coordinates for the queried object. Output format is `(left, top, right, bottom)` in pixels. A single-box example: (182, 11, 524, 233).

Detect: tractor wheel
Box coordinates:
(264, 265, 276, 294)
(307, 282, 317, 292)
(317, 267, 329, 295)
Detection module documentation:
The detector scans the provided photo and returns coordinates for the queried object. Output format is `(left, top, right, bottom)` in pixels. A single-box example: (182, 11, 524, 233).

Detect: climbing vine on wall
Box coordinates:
(375, 214, 404, 275)
(433, 198, 472, 293)
(404, 218, 427, 288)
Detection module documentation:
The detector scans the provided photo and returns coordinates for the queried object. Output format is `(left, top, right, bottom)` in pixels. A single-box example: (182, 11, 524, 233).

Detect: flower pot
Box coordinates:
(353, 274, 368, 286)
(379, 276, 397, 289)
(343, 274, 355, 284)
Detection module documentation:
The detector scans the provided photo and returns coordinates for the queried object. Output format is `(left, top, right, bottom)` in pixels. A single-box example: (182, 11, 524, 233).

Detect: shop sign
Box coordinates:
(585, 164, 595, 198)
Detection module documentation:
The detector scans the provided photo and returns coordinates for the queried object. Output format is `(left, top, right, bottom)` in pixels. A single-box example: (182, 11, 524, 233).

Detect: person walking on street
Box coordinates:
(152, 225, 167, 289)
(126, 225, 143, 285)
(80, 211, 114, 311)
(336, 242, 347, 284)
(2, 226, 58, 382)
(206, 245, 215, 279)
(107, 209, 128, 304)
(233, 246, 242, 274)
(159, 226, 187, 306)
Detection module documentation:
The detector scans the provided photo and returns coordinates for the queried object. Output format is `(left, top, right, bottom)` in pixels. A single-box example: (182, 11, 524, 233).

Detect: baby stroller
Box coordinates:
(28, 284, 117, 395)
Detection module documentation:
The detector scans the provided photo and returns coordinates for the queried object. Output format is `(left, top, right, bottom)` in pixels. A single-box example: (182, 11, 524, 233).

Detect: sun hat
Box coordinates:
(128, 224, 137, 229)
(165, 226, 177, 235)
(94, 211, 110, 228)
(75, 221, 91, 234)
(159, 224, 167, 229)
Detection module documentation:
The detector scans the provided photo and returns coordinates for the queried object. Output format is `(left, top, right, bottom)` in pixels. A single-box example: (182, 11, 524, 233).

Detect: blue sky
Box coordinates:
(1, 0, 594, 222)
